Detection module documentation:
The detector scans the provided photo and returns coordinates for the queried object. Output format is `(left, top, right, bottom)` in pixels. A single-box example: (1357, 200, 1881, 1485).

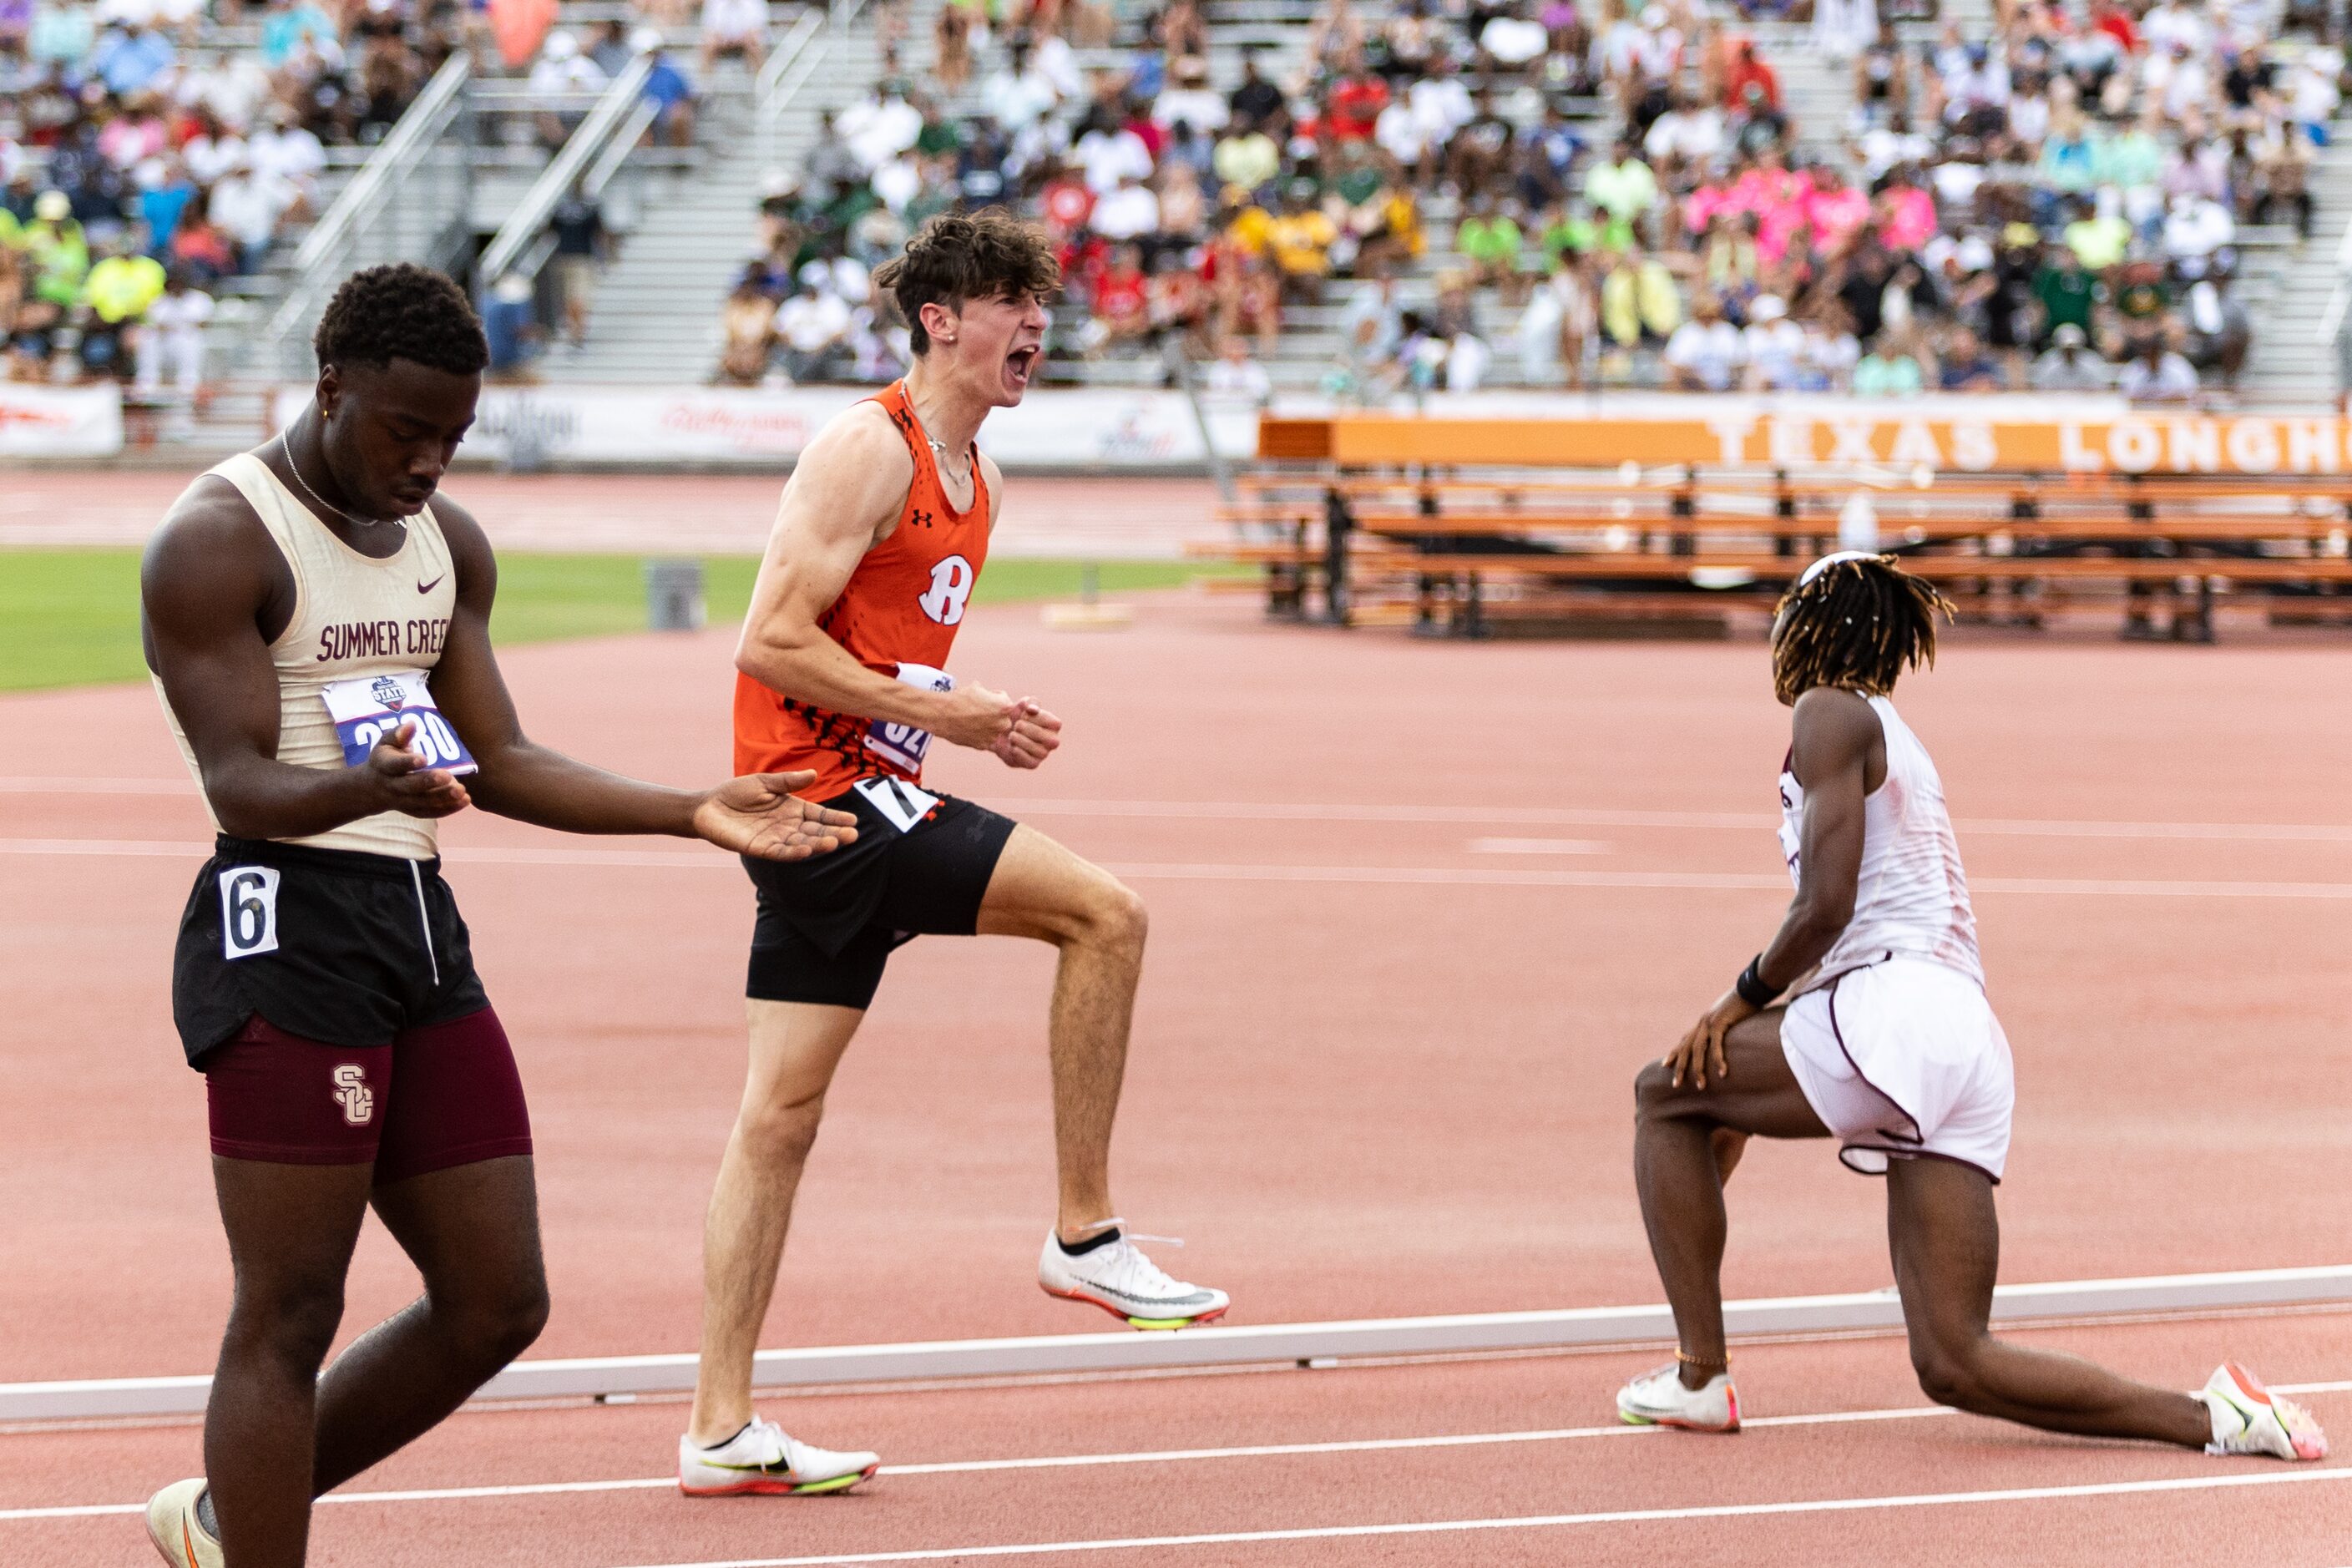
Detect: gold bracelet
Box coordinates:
(1676, 1348, 1729, 1369)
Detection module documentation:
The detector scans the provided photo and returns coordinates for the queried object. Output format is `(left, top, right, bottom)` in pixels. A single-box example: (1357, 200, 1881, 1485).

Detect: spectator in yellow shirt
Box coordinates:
(80, 243, 168, 379)
(1267, 188, 1338, 302)
(1599, 241, 1681, 349)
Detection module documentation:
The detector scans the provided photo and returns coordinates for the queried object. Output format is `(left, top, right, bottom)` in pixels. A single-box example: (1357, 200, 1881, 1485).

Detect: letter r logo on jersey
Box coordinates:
(331, 1064, 375, 1126)
(918, 555, 976, 626)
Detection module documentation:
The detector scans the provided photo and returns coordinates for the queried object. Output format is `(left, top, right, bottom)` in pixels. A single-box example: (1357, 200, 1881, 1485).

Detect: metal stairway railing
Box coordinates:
(254, 54, 473, 379)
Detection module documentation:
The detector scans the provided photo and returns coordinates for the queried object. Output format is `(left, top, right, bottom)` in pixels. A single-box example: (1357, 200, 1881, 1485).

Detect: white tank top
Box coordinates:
(1776, 694, 1983, 991)
(154, 450, 460, 861)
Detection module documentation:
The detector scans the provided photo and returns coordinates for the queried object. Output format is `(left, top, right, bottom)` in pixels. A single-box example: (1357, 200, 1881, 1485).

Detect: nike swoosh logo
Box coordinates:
(417, 575, 446, 594)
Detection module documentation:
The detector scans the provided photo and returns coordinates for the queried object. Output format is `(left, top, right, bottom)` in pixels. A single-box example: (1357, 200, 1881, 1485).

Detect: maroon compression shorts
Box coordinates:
(203, 1008, 534, 1183)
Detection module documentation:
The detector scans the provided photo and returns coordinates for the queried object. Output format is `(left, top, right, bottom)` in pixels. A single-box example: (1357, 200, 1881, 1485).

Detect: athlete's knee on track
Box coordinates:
(1908, 1332, 1993, 1412)
(1059, 874, 1148, 954)
(227, 1278, 348, 1375)
(1632, 1059, 1683, 1118)
(734, 1092, 827, 1171)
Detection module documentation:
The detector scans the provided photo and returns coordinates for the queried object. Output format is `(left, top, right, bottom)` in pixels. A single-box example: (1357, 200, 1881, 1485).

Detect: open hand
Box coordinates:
(694, 770, 860, 862)
(368, 719, 471, 819)
(1663, 988, 1757, 1091)
(992, 701, 1061, 769)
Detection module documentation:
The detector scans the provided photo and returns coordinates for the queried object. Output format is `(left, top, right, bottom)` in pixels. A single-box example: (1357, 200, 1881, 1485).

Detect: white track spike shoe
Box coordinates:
(2198, 1363, 2328, 1459)
(1038, 1224, 1229, 1329)
(679, 1418, 880, 1497)
(1617, 1362, 1742, 1433)
(144, 1479, 222, 1567)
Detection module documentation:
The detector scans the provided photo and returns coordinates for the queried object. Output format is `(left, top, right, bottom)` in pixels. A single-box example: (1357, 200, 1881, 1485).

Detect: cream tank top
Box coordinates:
(154, 450, 460, 861)
(1776, 694, 1984, 992)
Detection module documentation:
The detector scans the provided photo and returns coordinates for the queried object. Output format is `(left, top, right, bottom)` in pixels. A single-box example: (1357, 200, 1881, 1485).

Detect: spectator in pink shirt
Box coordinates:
(1802, 165, 1871, 255)
(1875, 169, 1937, 252)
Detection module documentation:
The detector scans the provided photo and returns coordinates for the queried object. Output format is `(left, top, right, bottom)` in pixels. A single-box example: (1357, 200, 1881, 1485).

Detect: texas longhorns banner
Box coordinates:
(1265, 410, 2352, 476)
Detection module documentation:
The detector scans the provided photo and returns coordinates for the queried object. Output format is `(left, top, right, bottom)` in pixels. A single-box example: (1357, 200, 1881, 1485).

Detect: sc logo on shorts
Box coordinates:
(331, 1064, 375, 1126)
(918, 555, 976, 626)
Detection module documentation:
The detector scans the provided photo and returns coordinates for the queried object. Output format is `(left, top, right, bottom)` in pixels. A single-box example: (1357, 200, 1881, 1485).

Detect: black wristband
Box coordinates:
(1734, 956, 1777, 1009)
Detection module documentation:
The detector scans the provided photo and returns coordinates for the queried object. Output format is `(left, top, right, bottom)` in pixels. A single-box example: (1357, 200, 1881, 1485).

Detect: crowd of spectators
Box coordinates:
(0, 0, 470, 393)
(726, 0, 2349, 402)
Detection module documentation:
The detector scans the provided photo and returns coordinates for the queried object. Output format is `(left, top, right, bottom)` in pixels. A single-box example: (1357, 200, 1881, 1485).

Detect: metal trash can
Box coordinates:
(645, 558, 706, 632)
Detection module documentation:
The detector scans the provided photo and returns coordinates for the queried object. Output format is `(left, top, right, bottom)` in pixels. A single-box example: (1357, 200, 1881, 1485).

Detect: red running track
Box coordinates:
(8, 1318, 2351, 1565)
(2, 589, 2349, 1563)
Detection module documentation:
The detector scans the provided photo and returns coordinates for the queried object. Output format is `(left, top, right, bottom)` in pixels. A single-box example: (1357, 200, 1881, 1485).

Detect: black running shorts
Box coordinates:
(172, 835, 493, 1066)
(743, 777, 1018, 1010)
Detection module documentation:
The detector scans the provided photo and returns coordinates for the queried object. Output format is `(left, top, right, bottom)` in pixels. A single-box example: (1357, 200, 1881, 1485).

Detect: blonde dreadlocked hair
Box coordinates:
(1770, 554, 1954, 707)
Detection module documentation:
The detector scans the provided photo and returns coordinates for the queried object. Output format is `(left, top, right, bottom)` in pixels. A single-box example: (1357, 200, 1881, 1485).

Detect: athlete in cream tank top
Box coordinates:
(153, 450, 460, 860)
(1776, 694, 1983, 990)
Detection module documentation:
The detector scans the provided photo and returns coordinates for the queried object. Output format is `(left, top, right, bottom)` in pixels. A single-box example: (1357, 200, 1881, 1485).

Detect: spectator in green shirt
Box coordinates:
(1455, 196, 1526, 301)
(2090, 124, 2162, 193)
(1582, 137, 1658, 235)
(2062, 197, 2130, 271)
(1854, 337, 1925, 396)
(2031, 245, 2098, 346)
(1540, 204, 1598, 268)
(1212, 118, 1282, 196)
(23, 190, 88, 310)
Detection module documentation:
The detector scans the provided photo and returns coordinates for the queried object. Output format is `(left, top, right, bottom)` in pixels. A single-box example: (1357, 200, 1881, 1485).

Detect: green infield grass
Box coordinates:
(0, 549, 1232, 693)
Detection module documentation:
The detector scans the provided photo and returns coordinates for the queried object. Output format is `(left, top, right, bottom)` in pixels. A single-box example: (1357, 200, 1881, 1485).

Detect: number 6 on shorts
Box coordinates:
(219, 866, 281, 959)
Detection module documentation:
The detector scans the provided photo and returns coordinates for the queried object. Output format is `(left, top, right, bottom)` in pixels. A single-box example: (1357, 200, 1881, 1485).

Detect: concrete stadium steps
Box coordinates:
(542, 16, 902, 383)
(2235, 140, 2352, 402)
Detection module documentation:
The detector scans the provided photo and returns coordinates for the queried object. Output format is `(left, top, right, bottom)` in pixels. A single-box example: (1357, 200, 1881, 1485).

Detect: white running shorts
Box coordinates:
(1780, 955, 2016, 1183)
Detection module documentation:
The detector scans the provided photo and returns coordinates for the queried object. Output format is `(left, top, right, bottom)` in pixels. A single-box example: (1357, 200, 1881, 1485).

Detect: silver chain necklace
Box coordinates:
(278, 431, 404, 534)
(926, 433, 974, 489)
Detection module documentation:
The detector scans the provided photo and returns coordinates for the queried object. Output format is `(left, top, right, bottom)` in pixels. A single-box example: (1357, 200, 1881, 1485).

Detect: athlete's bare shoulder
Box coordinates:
(805, 397, 915, 482)
(1789, 686, 1884, 787)
(141, 465, 291, 652)
(781, 398, 916, 548)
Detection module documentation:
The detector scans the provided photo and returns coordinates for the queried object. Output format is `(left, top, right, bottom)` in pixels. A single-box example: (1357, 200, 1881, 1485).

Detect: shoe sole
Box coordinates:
(680, 1463, 879, 1498)
(1617, 1409, 1742, 1434)
(1042, 1284, 1230, 1330)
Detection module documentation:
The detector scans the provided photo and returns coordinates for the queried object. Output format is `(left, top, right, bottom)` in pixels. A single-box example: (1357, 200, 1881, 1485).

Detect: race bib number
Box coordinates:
(322, 671, 478, 776)
(853, 776, 942, 833)
(863, 663, 953, 775)
(218, 865, 281, 959)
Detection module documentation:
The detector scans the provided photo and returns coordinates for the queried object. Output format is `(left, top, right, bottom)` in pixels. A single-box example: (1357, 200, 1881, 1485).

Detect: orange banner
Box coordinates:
(1262, 413, 2352, 477)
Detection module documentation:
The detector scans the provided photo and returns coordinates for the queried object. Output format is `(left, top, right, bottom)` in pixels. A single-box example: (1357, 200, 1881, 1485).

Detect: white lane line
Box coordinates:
(4, 782, 2349, 845)
(603, 1465, 2352, 1567)
(1469, 837, 1610, 855)
(8, 840, 2352, 899)
(11, 1384, 2348, 1525)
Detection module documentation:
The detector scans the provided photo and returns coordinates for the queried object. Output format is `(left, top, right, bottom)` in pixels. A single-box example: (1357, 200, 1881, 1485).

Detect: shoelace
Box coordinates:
(1076, 1220, 1195, 1297)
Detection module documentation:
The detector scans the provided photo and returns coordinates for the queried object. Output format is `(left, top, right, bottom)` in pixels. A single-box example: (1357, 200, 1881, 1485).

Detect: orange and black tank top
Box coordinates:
(733, 380, 992, 799)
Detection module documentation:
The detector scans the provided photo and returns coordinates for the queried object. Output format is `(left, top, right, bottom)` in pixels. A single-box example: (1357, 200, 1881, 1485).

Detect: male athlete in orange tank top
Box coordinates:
(731, 377, 996, 799)
(683, 214, 1229, 1496)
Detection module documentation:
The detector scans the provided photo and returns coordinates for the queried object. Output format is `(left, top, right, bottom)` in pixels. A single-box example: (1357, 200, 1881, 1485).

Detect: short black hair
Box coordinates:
(313, 263, 489, 377)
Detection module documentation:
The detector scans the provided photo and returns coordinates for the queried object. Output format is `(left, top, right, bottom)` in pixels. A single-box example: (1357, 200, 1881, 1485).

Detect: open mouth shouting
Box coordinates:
(1004, 343, 1043, 394)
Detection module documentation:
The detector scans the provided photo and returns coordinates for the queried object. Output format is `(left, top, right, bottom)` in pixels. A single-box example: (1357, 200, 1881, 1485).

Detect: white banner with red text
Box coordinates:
(271, 384, 1264, 468)
(0, 383, 125, 458)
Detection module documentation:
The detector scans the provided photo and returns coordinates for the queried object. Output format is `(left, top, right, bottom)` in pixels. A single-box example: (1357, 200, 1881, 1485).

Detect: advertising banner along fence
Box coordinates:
(271, 384, 1262, 469)
(1261, 407, 2352, 477)
(0, 384, 124, 458)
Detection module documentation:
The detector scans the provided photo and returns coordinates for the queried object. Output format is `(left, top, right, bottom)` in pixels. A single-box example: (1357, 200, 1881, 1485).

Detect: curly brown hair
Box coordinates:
(872, 209, 1061, 355)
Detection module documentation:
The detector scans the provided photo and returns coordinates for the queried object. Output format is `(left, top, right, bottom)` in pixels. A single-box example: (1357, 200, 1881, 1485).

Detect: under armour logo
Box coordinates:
(331, 1064, 375, 1126)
